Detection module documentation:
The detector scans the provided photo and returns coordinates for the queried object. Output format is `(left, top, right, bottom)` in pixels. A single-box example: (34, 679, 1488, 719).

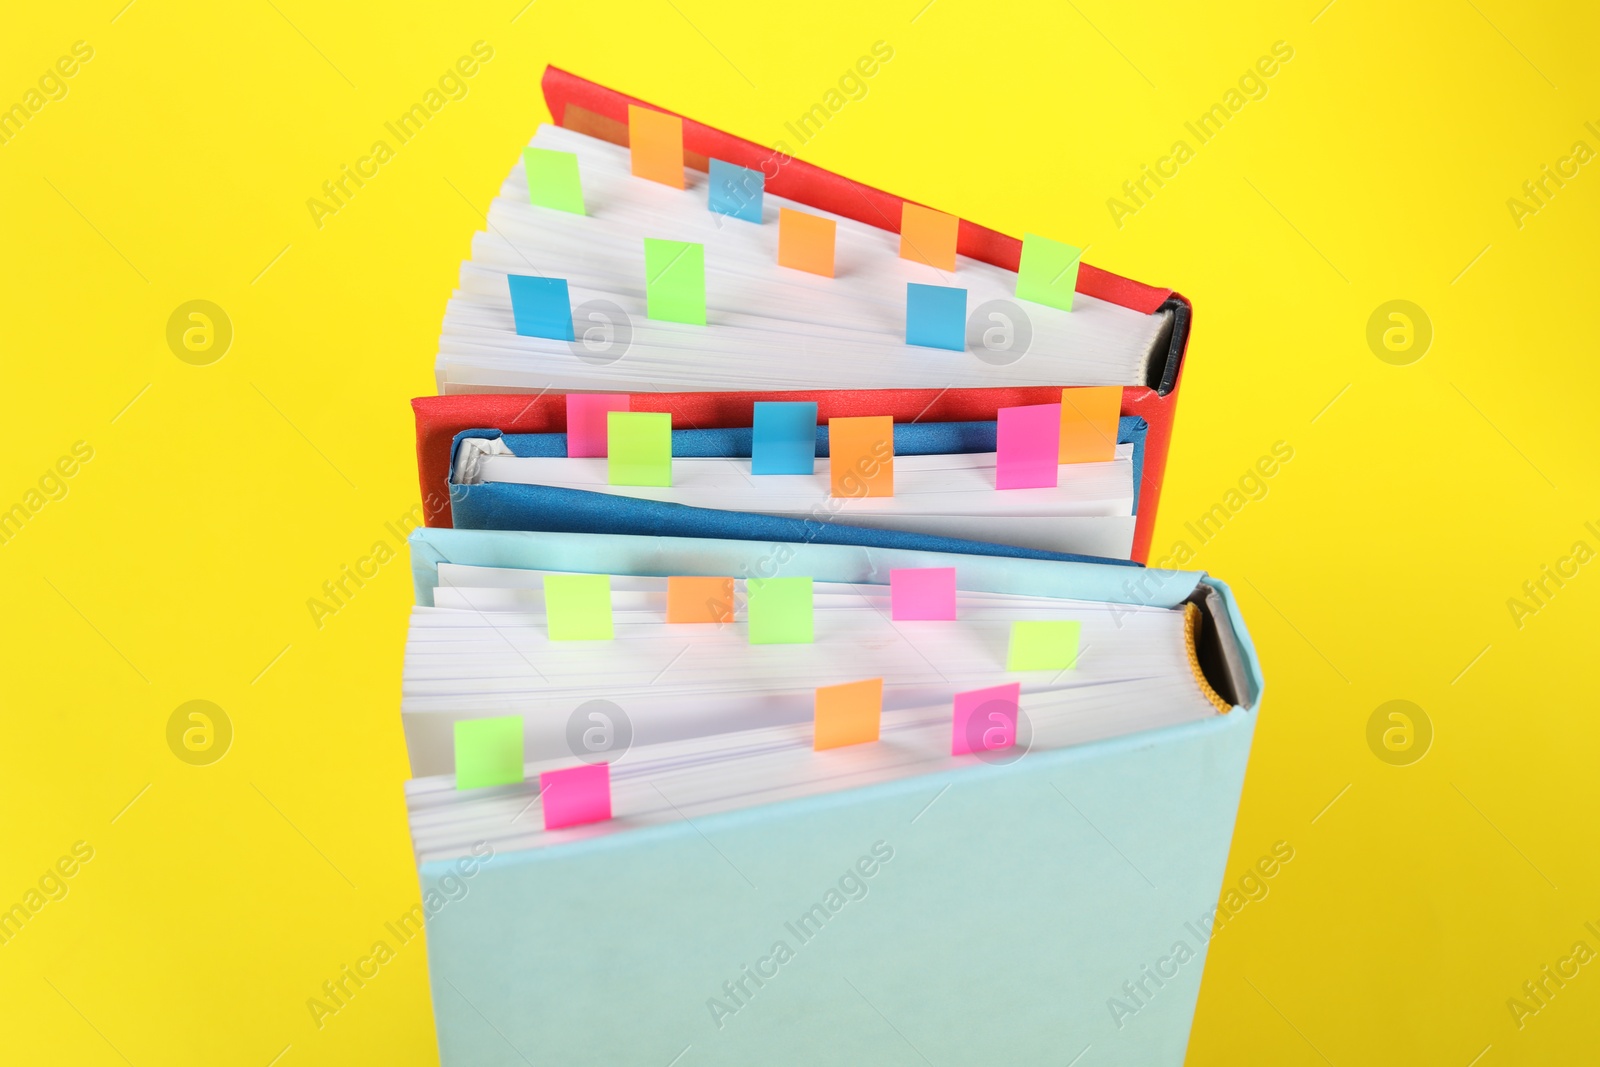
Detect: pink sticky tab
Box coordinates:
(890, 567, 957, 621)
(995, 403, 1062, 490)
(566, 394, 630, 458)
(540, 762, 612, 830)
(952, 683, 1021, 756)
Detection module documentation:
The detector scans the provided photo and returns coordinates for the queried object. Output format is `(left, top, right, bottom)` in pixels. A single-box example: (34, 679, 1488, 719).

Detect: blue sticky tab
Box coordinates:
(708, 159, 764, 223)
(508, 275, 575, 341)
(906, 283, 967, 351)
(751, 401, 819, 474)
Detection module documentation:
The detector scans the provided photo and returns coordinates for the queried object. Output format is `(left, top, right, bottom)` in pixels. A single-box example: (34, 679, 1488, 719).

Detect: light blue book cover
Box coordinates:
(407, 529, 1262, 1066)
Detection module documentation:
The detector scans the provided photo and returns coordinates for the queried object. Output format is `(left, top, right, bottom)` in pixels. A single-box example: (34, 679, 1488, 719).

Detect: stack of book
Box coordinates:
(397, 67, 1262, 1066)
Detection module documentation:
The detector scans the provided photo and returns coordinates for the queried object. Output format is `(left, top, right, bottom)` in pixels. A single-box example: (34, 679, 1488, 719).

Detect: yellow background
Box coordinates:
(3, 1, 1595, 1063)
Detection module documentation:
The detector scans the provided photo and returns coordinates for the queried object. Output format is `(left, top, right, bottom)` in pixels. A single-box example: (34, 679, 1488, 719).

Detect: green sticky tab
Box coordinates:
(607, 411, 672, 487)
(1006, 620, 1081, 670)
(454, 716, 525, 789)
(747, 577, 814, 644)
(643, 238, 706, 324)
(524, 147, 585, 214)
(544, 573, 614, 640)
(1015, 234, 1081, 312)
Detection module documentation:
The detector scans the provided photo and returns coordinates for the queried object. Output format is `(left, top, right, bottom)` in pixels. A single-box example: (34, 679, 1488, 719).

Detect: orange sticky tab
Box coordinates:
(666, 576, 735, 623)
(828, 416, 894, 498)
(899, 203, 959, 270)
(1059, 386, 1122, 463)
(778, 207, 836, 277)
(628, 105, 685, 189)
(814, 678, 883, 750)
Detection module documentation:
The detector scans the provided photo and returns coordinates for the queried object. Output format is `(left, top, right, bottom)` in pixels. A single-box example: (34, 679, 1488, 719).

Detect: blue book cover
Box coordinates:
(404, 530, 1262, 1066)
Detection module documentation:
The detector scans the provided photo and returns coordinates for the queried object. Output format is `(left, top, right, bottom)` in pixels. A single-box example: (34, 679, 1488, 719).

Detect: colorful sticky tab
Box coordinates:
(454, 716, 524, 790)
(899, 203, 958, 270)
(643, 238, 706, 324)
(752, 401, 819, 475)
(906, 283, 967, 351)
(708, 158, 764, 222)
(540, 762, 612, 830)
(522, 146, 585, 214)
(814, 678, 883, 751)
(828, 416, 894, 498)
(1015, 234, 1082, 311)
(628, 104, 684, 188)
(507, 275, 575, 341)
(747, 576, 813, 644)
(1060, 386, 1122, 464)
(1006, 620, 1081, 671)
(778, 207, 836, 277)
(952, 683, 1021, 757)
(607, 411, 672, 486)
(889, 567, 957, 621)
(666, 576, 735, 623)
(543, 574, 614, 641)
(996, 403, 1063, 490)
(565, 393, 630, 458)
